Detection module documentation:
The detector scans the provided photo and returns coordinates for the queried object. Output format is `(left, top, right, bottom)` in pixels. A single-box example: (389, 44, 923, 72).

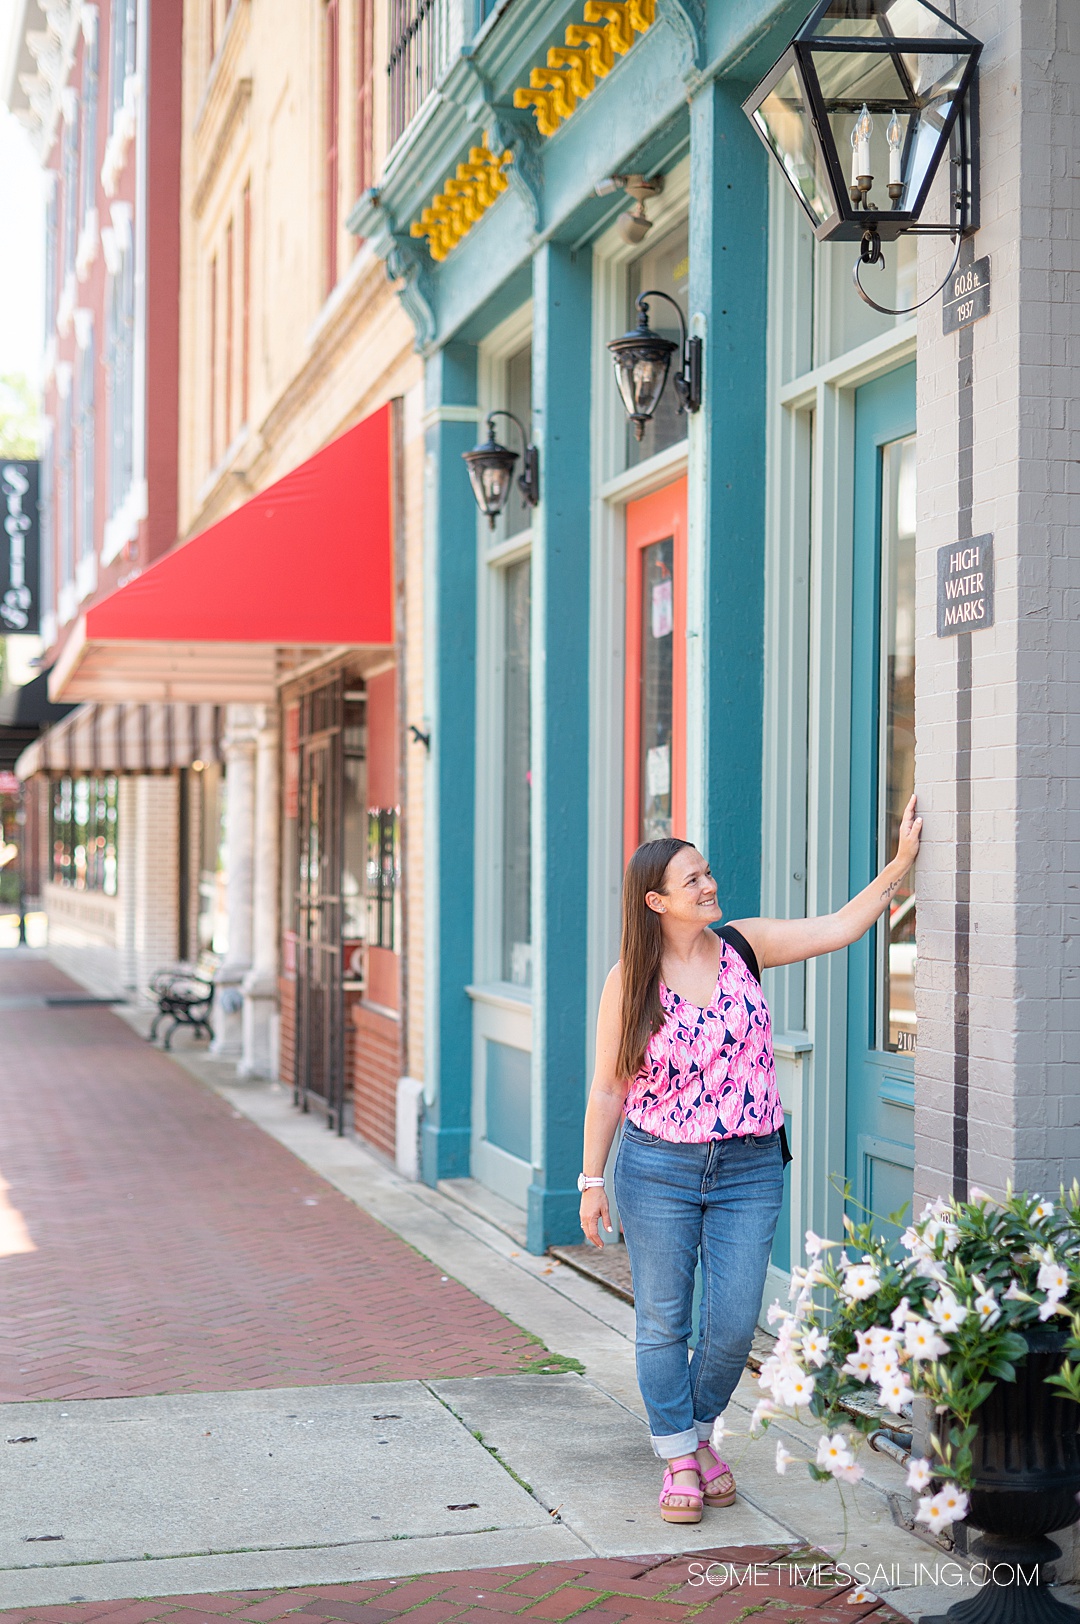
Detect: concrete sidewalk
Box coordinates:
(0, 953, 974, 1619)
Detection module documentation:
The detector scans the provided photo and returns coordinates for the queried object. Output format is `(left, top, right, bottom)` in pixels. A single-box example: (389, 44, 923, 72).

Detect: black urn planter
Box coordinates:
(921, 1328, 1080, 1624)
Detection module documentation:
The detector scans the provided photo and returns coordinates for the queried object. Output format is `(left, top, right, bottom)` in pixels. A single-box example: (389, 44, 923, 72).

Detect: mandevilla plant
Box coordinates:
(745, 1181, 1080, 1537)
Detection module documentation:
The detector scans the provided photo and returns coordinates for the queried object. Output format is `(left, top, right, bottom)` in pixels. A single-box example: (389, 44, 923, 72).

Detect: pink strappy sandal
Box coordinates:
(658, 1454, 703, 1524)
(698, 1440, 736, 1507)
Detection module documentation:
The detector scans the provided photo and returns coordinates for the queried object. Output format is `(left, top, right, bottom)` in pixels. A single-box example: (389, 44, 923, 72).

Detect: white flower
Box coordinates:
(711, 1417, 728, 1447)
(1004, 1278, 1029, 1301)
(905, 1318, 950, 1361)
(906, 1456, 933, 1491)
(969, 1186, 991, 1204)
(841, 1347, 874, 1384)
(919, 1197, 952, 1223)
(805, 1230, 839, 1258)
(890, 1296, 913, 1328)
(840, 1264, 881, 1302)
(1039, 1296, 1068, 1322)
(1032, 1199, 1055, 1221)
(1038, 1261, 1069, 1300)
(915, 1484, 970, 1531)
(973, 1289, 1001, 1327)
(776, 1368, 816, 1408)
(816, 1432, 854, 1473)
(847, 1588, 877, 1604)
(802, 1328, 829, 1368)
(878, 1372, 914, 1414)
(750, 1397, 780, 1434)
(775, 1439, 795, 1475)
(834, 1461, 865, 1485)
(767, 1299, 790, 1325)
(928, 1292, 968, 1331)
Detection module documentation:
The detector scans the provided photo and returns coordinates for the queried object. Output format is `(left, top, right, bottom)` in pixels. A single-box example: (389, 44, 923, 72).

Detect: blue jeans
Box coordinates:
(614, 1119, 785, 1458)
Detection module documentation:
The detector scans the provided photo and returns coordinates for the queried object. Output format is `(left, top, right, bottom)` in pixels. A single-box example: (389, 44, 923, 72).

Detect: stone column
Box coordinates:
(240, 706, 279, 1077)
(211, 704, 257, 1058)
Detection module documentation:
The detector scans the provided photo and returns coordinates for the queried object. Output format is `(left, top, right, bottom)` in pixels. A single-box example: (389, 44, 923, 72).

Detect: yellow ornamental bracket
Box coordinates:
(583, 0, 634, 53)
(513, 84, 561, 137)
(627, 0, 656, 30)
(547, 45, 596, 100)
(564, 23, 615, 76)
(408, 135, 515, 261)
(513, 0, 656, 137)
(528, 65, 578, 122)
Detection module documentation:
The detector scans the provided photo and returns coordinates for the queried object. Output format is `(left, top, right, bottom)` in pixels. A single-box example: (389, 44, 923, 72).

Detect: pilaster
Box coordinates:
(211, 703, 257, 1059)
(240, 706, 279, 1078)
(525, 242, 592, 1254)
(419, 345, 480, 1184)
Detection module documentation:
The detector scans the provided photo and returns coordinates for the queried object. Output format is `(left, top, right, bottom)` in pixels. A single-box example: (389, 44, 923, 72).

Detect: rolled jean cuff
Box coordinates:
(696, 1418, 717, 1442)
(651, 1427, 700, 1460)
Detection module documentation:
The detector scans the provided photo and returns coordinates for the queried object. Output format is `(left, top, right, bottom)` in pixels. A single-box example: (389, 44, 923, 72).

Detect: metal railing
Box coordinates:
(387, 0, 451, 148)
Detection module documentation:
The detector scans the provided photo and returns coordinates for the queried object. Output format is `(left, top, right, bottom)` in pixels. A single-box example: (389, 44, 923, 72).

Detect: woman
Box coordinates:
(579, 796, 922, 1525)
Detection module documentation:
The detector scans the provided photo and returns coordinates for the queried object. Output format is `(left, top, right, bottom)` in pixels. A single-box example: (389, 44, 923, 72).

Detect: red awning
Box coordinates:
(50, 404, 395, 703)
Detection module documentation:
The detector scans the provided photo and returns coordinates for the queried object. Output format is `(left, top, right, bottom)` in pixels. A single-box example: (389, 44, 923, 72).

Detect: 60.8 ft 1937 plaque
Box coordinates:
(942, 256, 991, 335)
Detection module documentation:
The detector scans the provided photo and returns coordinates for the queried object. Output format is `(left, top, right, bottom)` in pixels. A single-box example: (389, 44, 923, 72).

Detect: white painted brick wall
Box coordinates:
(132, 775, 180, 992)
(914, 0, 1080, 1204)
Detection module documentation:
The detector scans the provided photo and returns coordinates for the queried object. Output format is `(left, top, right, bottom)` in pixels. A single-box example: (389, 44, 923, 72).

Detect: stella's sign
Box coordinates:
(0, 461, 40, 635)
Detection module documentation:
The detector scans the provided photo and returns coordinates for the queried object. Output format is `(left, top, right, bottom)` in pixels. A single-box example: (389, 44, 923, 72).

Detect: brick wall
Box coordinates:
(351, 1002, 402, 1158)
(914, 0, 1080, 1202)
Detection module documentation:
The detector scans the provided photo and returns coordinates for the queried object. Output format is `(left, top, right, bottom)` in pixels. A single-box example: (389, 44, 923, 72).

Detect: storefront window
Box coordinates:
(366, 807, 399, 949)
(639, 536, 675, 841)
(879, 435, 916, 1054)
(51, 776, 118, 894)
(627, 220, 689, 469)
(502, 555, 531, 985)
(342, 695, 367, 940)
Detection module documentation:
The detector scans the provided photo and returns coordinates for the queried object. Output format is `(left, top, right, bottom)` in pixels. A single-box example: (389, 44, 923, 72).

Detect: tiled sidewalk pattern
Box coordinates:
(0, 956, 544, 1402)
(0, 1551, 904, 1624)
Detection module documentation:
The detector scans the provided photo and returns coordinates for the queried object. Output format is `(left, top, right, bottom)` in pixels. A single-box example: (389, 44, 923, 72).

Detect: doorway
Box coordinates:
(624, 477, 687, 858)
(846, 363, 917, 1232)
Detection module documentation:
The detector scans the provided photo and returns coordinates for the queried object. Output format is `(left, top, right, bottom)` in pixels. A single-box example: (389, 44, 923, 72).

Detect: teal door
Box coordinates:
(846, 363, 917, 1234)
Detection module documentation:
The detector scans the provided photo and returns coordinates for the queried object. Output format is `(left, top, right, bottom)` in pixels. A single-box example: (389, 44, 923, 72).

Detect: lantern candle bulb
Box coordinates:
(887, 110, 903, 202)
(856, 103, 873, 180)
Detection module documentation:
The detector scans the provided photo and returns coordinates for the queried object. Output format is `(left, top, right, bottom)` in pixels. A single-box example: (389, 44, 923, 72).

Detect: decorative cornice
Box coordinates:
(192, 75, 252, 217)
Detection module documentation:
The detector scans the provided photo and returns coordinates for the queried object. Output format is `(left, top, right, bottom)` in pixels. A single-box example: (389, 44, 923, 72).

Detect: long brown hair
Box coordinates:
(616, 837, 691, 1081)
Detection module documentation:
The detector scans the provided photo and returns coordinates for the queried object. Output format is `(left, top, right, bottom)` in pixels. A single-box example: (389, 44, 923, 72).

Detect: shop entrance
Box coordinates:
(624, 477, 687, 858)
(292, 674, 366, 1132)
(846, 363, 917, 1231)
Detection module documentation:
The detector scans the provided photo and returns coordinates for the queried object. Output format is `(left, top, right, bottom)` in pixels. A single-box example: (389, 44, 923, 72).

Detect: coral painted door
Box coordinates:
(624, 478, 687, 861)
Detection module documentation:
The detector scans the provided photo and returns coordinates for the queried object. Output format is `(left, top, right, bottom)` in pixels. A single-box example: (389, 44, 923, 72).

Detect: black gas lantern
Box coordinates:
(608, 290, 702, 442)
(462, 411, 540, 529)
(743, 0, 981, 277)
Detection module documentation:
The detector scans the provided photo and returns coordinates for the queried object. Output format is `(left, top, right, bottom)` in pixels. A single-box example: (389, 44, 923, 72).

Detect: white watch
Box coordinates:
(577, 1174, 605, 1193)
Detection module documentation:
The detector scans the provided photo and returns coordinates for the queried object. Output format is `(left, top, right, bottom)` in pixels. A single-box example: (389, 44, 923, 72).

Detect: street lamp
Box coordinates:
(462, 411, 540, 529)
(607, 290, 702, 442)
(743, 0, 981, 307)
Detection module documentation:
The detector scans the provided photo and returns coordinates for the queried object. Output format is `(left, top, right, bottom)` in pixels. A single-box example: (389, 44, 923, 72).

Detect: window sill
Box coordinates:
(466, 981, 532, 1013)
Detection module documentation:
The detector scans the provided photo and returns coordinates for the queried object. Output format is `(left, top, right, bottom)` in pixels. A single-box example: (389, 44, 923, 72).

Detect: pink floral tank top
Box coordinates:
(623, 928, 784, 1143)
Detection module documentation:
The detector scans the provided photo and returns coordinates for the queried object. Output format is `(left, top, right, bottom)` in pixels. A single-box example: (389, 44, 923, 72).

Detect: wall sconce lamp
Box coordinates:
(743, 0, 981, 314)
(607, 290, 701, 441)
(462, 411, 540, 528)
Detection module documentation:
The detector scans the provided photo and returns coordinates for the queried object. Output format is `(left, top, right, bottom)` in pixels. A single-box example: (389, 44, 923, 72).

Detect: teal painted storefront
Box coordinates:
(353, 0, 919, 1262)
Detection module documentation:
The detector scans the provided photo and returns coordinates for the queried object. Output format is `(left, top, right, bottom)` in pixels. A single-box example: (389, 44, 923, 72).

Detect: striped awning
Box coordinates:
(14, 702, 224, 778)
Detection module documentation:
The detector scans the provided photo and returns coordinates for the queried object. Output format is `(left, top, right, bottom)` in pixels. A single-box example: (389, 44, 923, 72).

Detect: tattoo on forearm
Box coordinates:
(879, 877, 901, 904)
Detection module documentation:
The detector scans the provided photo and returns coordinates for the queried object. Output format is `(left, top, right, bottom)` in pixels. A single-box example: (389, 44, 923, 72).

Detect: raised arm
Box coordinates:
(579, 962, 630, 1248)
(731, 794, 923, 973)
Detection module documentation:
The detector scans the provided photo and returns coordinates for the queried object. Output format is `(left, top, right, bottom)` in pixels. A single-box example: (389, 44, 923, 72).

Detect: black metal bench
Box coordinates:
(147, 966, 215, 1050)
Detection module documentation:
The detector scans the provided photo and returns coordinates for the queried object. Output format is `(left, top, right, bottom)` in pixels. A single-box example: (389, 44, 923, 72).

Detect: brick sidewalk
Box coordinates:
(0, 1551, 905, 1624)
(0, 955, 553, 1402)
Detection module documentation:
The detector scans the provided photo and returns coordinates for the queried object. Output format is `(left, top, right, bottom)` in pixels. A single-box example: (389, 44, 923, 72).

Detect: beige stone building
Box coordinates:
(43, 0, 426, 1153)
